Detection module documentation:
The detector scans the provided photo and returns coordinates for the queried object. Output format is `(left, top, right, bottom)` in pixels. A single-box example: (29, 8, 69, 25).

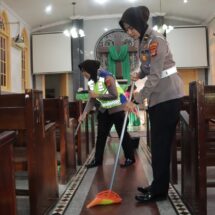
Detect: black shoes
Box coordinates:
(86, 158, 135, 169)
(120, 158, 135, 168)
(137, 185, 151, 194)
(135, 190, 167, 203)
(85, 159, 102, 169)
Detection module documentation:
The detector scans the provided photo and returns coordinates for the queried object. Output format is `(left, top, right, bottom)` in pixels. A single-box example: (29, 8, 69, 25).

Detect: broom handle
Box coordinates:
(74, 99, 90, 136)
(109, 81, 135, 191)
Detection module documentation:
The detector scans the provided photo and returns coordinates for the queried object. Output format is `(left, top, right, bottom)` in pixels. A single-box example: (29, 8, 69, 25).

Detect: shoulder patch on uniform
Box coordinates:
(149, 41, 158, 57)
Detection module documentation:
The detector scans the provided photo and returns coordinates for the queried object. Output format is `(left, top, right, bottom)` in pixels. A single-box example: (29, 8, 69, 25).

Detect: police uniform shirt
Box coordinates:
(135, 27, 184, 107)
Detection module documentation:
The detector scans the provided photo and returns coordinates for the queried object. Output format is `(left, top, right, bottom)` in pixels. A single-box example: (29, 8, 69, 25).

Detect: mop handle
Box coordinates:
(74, 122, 81, 137)
(74, 99, 90, 136)
(109, 81, 135, 191)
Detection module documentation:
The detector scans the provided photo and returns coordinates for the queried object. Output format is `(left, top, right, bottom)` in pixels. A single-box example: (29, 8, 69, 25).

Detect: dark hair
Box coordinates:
(78, 60, 100, 82)
(119, 6, 150, 40)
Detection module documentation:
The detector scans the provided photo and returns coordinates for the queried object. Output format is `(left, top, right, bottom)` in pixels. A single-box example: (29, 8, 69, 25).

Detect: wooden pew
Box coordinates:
(170, 95, 190, 184)
(69, 101, 95, 165)
(0, 90, 59, 215)
(180, 81, 215, 215)
(0, 131, 17, 215)
(43, 97, 76, 184)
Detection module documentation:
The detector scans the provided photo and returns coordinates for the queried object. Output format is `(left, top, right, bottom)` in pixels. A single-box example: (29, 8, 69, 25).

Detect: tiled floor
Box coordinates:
(172, 164, 215, 215)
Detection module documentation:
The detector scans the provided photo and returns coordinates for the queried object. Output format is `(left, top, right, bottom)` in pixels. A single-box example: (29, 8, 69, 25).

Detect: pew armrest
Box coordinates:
(69, 118, 77, 127)
(45, 122, 56, 131)
(210, 119, 215, 124)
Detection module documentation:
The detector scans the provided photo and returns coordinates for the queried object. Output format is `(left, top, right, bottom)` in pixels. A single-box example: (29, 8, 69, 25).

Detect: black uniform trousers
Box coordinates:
(94, 110, 135, 163)
(148, 98, 181, 196)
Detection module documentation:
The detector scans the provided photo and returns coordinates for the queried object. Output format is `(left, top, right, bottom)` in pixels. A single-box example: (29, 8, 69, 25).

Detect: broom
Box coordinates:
(74, 99, 91, 136)
(86, 81, 136, 208)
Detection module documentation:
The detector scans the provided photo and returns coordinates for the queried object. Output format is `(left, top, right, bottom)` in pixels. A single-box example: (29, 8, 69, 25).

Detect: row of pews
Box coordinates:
(0, 90, 95, 215)
(0, 131, 17, 215)
(147, 81, 215, 215)
(180, 81, 215, 215)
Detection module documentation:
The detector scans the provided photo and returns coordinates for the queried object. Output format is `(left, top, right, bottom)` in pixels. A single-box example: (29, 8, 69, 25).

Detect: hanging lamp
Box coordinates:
(152, 0, 173, 35)
(63, 2, 85, 38)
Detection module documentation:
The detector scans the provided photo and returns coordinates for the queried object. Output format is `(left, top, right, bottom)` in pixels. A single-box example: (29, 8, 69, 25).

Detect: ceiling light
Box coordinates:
(94, 0, 109, 5)
(78, 29, 85, 37)
(153, 25, 158, 31)
(63, 29, 70, 37)
(45, 5, 52, 14)
(63, 2, 85, 38)
(152, 0, 173, 35)
(70, 27, 78, 38)
(152, 16, 174, 35)
(128, 0, 138, 2)
(184, 0, 188, 3)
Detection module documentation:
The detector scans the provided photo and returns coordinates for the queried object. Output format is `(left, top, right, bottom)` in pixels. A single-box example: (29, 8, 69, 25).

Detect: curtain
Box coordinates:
(108, 45, 130, 83)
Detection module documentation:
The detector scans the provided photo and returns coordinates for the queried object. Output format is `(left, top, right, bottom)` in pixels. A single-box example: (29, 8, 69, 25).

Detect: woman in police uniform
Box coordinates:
(119, 6, 184, 202)
(78, 60, 135, 169)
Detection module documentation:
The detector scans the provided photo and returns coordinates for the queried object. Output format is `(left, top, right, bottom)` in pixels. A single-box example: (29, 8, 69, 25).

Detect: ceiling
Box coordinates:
(2, 0, 215, 30)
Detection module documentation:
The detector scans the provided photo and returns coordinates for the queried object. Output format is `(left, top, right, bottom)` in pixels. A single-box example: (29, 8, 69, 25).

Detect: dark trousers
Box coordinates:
(148, 98, 181, 195)
(94, 110, 135, 163)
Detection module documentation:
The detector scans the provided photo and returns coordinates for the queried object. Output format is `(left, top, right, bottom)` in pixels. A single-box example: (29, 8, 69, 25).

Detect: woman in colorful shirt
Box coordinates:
(78, 59, 135, 168)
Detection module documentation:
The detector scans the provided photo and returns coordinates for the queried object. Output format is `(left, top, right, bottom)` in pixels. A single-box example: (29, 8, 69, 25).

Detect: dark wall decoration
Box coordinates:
(95, 29, 139, 80)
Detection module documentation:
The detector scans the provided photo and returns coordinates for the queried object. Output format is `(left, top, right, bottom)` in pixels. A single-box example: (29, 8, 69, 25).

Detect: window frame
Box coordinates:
(0, 11, 11, 91)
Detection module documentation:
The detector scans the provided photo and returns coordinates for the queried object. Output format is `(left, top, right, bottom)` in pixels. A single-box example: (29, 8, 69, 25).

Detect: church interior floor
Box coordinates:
(49, 123, 177, 215)
(16, 117, 215, 215)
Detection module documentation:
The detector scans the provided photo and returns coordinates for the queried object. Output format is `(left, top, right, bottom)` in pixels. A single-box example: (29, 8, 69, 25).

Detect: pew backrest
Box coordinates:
(44, 96, 69, 126)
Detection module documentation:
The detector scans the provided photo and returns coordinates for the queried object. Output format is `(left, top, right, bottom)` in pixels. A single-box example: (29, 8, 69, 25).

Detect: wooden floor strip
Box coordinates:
(80, 142, 160, 215)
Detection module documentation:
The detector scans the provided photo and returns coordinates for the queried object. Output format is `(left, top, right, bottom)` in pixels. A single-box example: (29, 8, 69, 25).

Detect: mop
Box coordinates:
(86, 81, 136, 208)
(74, 99, 91, 136)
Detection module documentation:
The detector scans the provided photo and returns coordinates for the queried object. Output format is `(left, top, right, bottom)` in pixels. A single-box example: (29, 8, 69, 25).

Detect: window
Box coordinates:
(0, 11, 10, 91)
(21, 28, 30, 91)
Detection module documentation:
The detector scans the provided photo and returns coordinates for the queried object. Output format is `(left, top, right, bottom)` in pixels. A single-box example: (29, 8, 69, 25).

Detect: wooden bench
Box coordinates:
(0, 90, 59, 215)
(170, 95, 190, 184)
(0, 131, 17, 215)
(43, 97, 76, 184)
(69, 101, 95, 165)
(180, 81, 215, 215)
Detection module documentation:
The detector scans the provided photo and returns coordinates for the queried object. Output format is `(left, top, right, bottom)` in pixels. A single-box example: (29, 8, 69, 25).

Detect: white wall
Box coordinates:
(208, 18, 215, 84)
(11, 48, 22, 92)
(1, 2, 32, 93)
